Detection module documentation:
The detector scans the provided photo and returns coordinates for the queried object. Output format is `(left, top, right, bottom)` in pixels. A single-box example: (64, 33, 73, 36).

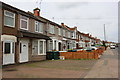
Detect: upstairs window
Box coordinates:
(20, 15, 29, 30)
(68, 32, 71, 38)
(4, 10, 15, 27)
(35, 21, 43, 33)
(73, 32, 75, 39)
(63, 29, 65, 37)
(49, 24, 55, 34)
(58, 28, 61, 36)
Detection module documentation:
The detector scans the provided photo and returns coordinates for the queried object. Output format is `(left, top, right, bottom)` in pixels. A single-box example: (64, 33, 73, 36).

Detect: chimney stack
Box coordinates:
(61, 23, 64, 26)
(33, 8, 40, 16)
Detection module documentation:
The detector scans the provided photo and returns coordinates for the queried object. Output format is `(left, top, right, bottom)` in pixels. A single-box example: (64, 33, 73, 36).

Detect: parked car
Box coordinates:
(84, 47, 92, 52)
(91, 46, 98, 50)
(110, 45, 115, 49)
(115, 44, 118, 47)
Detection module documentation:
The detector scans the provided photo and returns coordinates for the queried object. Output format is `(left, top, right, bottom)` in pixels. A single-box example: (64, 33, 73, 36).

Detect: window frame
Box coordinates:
(4, 10, 15, 28)
(49, 40, 53, 51)
(49, 24, 55, 34)
(32, 40, 46, 55)
(58, 28, 62, 36)
(35, 21, 39, 32)
(35, 21, 43, 33)
(20, 15, 29, 30)
(3, 40, 15, 54)
(63, 29, 65, 37)
(68, 31, 71, 38)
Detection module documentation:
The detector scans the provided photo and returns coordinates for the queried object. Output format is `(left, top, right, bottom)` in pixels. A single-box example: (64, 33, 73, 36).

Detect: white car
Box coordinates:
(110, 45, 115, 49)
(91, 46, 98, 50)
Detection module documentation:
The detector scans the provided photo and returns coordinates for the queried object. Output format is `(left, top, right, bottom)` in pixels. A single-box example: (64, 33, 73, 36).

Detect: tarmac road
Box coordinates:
(84, 48, 118, 78)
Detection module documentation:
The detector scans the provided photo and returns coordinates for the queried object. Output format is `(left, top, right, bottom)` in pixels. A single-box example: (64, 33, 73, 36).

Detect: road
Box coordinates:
(84, 48, 118, 78)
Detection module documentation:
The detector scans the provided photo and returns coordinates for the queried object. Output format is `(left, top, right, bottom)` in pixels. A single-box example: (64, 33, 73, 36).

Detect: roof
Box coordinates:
(68, 28, 76, 31)
(2, 1, 62, 28)
(18, 30, 51, 40)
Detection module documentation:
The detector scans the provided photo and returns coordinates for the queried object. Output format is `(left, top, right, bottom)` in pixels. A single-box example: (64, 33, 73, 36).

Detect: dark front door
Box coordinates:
(67, 43, 70, 50)
(76, 43, 79, 49)
(58, 42, 61, 51)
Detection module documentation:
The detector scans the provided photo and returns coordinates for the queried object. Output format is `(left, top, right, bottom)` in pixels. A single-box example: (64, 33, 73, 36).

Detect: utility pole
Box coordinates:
(103, 24, 107, 50)
(104, 24, 106, 41)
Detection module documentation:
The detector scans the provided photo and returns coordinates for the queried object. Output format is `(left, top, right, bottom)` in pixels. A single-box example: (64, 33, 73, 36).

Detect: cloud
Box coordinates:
(57, 2, 89, 10)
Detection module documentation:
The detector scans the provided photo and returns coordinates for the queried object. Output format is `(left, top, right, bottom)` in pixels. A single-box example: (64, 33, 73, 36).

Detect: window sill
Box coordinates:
(38, 54, 46, 56)
(20, 28, 28, 31)
(32, 54, 46, 56)
(35, 31, 43, 34)
(49, 33, 55, 35)
(58, 35, 62, 37)
(4, 25, 15, 28)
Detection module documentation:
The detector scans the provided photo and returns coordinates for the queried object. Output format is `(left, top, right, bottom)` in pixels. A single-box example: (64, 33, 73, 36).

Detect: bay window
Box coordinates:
(54, 41, 56, 50)
(49, 40, 53, 51)
(32, 40, 46, 55)
(32, 41, 38, 55)
(39, 41, 43, 54)
(4, 10, 15, 27)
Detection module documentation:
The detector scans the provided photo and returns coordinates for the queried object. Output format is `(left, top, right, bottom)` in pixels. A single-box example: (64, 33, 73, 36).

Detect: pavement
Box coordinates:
(84, 48, 118, 78)
(2, 60, 97, 78)
(0, 68, 2, 79)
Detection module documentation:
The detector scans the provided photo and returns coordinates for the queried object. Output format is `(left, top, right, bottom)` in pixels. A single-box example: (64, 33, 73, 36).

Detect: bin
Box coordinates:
(46, 51, 60, 60)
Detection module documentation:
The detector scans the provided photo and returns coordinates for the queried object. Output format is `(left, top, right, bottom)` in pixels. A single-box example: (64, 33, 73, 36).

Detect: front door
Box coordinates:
(3, 40, 15, 65)
(58, 42, 61, 51)
(19, 39, 29, 63)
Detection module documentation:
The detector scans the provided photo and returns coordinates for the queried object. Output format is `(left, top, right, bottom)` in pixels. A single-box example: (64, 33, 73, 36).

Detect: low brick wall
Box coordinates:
(60, 47, 105, 60)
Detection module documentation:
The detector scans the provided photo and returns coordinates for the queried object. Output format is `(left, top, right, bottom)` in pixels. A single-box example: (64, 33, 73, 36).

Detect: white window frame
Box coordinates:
(39, 22, 43, 33)
(49, 24, 55, 34)
(3, 40, 15, 54)
(32, 39, 46, 55)
(58, 28, 61, 36)
(49, 40, 53, 51)
(35, 21, 43, 33)
(20, 15, 29, 30)
(63, 29, 65, 37)
(35, 21, 39, 32)
(38, 40, 46, 55)
(68, 31, 70, 38)
(4, 10, 15, 27)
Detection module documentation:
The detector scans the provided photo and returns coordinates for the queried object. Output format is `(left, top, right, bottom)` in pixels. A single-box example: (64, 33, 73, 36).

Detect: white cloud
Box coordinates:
(0, 0, 118, 42)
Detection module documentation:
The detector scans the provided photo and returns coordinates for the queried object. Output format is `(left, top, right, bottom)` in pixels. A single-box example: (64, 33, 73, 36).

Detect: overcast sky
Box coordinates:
(1, 0, 118, 42)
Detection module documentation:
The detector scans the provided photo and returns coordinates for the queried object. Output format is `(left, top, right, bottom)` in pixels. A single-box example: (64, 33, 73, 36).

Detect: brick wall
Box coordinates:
(0, 2, 2, 65)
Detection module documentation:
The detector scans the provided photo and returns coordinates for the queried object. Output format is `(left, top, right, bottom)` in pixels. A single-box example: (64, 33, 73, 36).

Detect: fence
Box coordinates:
(59, 47, 105, 60)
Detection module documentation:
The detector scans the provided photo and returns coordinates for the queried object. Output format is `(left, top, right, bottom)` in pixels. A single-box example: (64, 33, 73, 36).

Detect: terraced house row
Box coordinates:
(0, 2, 102, 65)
